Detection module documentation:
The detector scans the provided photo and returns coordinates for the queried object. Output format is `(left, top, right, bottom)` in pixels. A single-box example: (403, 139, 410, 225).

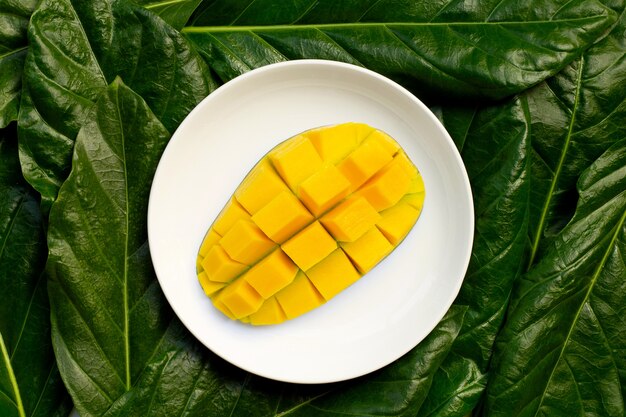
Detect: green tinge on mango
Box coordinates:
(196, 122, 425, 325)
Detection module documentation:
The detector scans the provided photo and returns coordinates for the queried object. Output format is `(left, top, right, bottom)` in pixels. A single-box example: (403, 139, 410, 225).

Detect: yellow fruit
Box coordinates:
(197, 122, 425, 325)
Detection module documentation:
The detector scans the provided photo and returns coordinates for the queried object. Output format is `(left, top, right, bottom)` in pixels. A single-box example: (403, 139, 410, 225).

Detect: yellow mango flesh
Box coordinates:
(197, 122, 425, 325)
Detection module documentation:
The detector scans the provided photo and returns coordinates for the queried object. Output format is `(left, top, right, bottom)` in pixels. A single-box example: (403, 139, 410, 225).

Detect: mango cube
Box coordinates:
(198, 123, 425, 325)
(212, 300, 236, 320)
(214, 278, 263, 319)
(235, 160, 289, 214)
(356, 155, 413, 211)
(201, 245, 248, 283)
(251, 191, 314, 243)
(219, 220, 275, 264)
(281, 221, 337, 271)
(341, 228, 393, 273)
(320, 196, 380, 242)
(198, 272, 226, 296)
(377, 203, 421, 245)
(198, 229, 221, 258)
(365, 129, 400, 156)
(298, 165, 350, 216)
(212, 199, 251, 235)
(275, 271, 325, 320)
(305, 249, 361, 300)
(338, 139, 393, 190)
(307, 122, 373, 163)
(270, 135, 323, 190)
(242, 249, 298, 298)
(248, 297, 287, 325)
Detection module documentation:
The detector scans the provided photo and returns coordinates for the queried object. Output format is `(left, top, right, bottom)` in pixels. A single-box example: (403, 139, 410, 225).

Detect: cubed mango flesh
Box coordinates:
(201, 245, 248, 283)
(281, 221, 337, 271)
(338, 139, 393, 191)
(251, 191, 314, 243)
(376, 202, 422, 245)
(298, 164, 350, 216)
(307, 122, 373, 163)
(356, 155, 413, 211)
(341, 227, 393, 273)
(305, 248, 361, 300)
(235, 160, 289, 214)
(242, 249, 298, 298)
(196, 123, 425, 325)
(320, 196, 381, 242)
(219, 220, 276, 264)
(269, 135, 323, 191)
(212, 198, 250, 235)
(275, 271, 325, 320)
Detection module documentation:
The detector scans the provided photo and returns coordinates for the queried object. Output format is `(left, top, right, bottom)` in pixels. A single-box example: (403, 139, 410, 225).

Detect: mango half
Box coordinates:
(197, 123, 425, 325)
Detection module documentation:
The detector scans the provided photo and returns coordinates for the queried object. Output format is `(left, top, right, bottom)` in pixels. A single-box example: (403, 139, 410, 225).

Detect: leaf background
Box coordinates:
(1, 0, 624, 415)
(0, 125, 71, 417)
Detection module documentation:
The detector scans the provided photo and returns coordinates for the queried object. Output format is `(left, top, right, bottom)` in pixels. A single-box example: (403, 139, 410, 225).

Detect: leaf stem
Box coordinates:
(181, 16, 608, 33)
(527, 57, 584, 268)
(0, 333, 26, 417)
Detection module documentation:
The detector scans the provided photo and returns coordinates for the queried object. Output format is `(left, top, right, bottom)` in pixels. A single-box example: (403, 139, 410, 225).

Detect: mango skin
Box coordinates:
(197, 123, 425, 325)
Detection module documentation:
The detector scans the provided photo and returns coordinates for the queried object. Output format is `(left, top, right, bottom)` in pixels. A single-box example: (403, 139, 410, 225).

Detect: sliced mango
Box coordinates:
(251, 191, 314, 243)
(197, 122, 425, 325)
(320, 196, 380, 242)
(281, 221, 337, 271)
(341, 227, 393, 273)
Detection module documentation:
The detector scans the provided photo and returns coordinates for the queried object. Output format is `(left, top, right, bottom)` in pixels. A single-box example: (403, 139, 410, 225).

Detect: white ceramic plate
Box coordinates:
(148, 60, 473, 384)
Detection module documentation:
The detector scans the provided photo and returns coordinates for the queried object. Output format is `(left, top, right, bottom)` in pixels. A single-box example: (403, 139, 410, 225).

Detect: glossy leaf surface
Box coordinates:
(485, 138, 626, 416)
(18, 0, 215, 210)
(47, 79, 176, 417)
(526, 1, 626, 266)
(184, 0, 616, 100)
(133, 0, 203, 29)
(0, 125, 71, 417)
(0, 0, 37, 128)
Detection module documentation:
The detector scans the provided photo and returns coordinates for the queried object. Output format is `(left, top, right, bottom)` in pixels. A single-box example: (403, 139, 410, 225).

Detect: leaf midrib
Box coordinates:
(533, 204, 626, 416)
(182, 15, 606, 33)
(113, 86, 131, 391)
(0, 45, 28, 61)
(143, 0, 189, 9)
(0, 332, 25, 417)
(528, 56, 584, 268)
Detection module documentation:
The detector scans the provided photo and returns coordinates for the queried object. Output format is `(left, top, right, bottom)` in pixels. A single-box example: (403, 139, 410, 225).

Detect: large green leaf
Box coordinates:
(0, 0, 37, 128)
(526, 1, 626, 267)
(17, 0, 216, 210)
(0, 125, 71, 417)
(132, 0, 203, 29)
(184, 0, 616, 100)
(416, 96, 530, 416)
(484, 138, 626, 416)
(47, 78, 177, 417)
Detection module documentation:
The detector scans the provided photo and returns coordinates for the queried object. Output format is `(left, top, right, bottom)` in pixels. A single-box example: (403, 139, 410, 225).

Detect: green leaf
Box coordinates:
(0, 125, 71, 417)
(184, 0, 616, 100)
(47, 78, 176, 417)
(133, 0, 203, 29)
(0, 0, 37, 128)
(17, 0, 216, 210)
(417, 353, 486, 417)
(485, 138, 626, 416)
(526, 2, 626, 267)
